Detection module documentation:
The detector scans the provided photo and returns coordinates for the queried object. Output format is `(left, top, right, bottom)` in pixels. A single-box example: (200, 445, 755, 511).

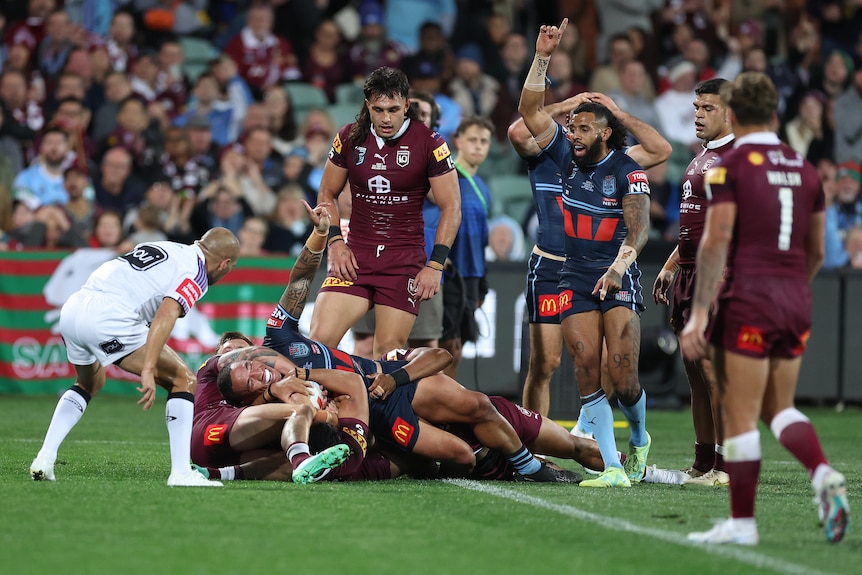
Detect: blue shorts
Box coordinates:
(558, 264, 645, 321)
(525, 252, 564, 324)
(368, 381, 420, 453)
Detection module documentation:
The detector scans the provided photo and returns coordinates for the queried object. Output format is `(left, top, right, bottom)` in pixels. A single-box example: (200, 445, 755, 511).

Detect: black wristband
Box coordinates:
(263, 383, 275, 403)
(328, 225, 341, 240)
(390, 368, 411, 387)
(429, 244, 449, 267)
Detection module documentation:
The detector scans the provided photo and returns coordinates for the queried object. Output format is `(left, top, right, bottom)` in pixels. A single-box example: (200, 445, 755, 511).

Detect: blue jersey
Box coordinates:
(527, 151, 566, 257)
(542, 124, 650, 273)
(450, 168, 491, 279)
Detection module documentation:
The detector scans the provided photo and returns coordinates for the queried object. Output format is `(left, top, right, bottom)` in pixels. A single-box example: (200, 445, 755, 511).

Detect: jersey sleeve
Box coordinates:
(704, 157, 736, 205)
(427, 130, 455, 178)
(165, 255, 208, 316)
(327, 125, 353, 169)
(620, 158, 650, 197)
(539, 123, 571, 171)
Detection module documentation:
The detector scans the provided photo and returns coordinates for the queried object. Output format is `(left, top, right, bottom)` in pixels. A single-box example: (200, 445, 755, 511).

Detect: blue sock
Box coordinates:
(618, 388, 647, 447)
(581, 390, 622, 470)
(576, 408, 591, 434)
(507, 444, 541, 475)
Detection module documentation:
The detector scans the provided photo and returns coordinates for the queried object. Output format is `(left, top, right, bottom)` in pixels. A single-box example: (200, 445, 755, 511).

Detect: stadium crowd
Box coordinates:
(0, 1, 859, 266)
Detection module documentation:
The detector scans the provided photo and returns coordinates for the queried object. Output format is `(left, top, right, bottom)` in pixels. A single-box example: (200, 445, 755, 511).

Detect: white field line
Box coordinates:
(444, 479, 837, 575)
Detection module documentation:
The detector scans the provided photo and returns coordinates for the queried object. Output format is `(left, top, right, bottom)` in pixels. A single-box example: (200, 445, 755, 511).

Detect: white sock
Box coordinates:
(37, 388, 89, 462)
(218, 466, 236, 481)
(812, 463, 832, 490)
(165, 395, 194, 475)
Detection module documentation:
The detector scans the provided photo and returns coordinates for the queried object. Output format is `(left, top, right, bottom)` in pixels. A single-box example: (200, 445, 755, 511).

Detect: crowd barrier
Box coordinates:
(1, 250, 856, 419)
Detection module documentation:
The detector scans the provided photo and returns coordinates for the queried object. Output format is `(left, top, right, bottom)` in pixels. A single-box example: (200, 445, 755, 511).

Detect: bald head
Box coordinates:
(197, 227, 240, 284)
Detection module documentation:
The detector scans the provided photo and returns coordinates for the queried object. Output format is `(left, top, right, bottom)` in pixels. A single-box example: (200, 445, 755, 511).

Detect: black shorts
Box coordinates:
(368, 381, 420, 452)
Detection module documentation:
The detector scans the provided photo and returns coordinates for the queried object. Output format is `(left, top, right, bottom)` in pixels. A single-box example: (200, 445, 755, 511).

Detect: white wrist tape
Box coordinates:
(524, 54, 550, 92)
(610, 245, 638, 276)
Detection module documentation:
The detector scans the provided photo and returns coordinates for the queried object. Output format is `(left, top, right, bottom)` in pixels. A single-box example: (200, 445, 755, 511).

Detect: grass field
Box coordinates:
(2, 394, 859, 575)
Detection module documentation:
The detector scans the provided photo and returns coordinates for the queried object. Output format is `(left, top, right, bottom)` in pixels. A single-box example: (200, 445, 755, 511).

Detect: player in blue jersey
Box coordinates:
(518, 19, 652, 487)
(509, 92, 671, 419)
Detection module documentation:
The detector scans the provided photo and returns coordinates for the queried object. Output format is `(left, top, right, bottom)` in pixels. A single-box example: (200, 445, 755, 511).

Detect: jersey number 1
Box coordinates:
(778, 187, 793, 251)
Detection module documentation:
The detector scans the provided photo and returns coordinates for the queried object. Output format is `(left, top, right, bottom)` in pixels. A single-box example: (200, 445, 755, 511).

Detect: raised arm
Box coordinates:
(517, 19, 568, 149)
(508, 93, 589, 158)
(276, 201, 330, 318)
(583, 92, 672, 169)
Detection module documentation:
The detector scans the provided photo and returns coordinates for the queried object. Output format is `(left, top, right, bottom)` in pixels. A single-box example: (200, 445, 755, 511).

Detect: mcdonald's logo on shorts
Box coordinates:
(559, 289, 573, 312)
(322, 276, 354, 288)
(537, 294, 559, 317)
(391, 416, 415, 447)
(204, 424, 226, 445)
(792, 329, 811, 356)
(737, 325, 765, 353)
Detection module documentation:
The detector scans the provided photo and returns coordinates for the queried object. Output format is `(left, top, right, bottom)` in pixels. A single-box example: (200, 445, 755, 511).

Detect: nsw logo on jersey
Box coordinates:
(289, 342, 310, 357)
(120, 244, 167, 271)
(601, 175, 616, 197)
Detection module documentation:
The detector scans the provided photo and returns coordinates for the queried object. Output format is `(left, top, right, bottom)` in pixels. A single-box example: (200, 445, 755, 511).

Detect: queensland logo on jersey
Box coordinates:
(367, 175, 392, 194)
(322, 276, 354, 288)
(332, 133, 342, 154)
(288, 342, 310, 358)
(176, 278, 203, 309)
(627, 171, 650, 194)
(354, 146, 366, 165)
(700, 157, 717, 174)
(737, 325, 765, 353)
(747, 151, 765, 166)
(391, 416, 415, 447)
(372, 153, 388, 170)
(119, 244, 167, 271)
(432, 142, 450, 162)
(397, 149, 410, 167)
(602, 175, 616, 197)
(204, 424, 226, 445)
(267, 306, 287, 329)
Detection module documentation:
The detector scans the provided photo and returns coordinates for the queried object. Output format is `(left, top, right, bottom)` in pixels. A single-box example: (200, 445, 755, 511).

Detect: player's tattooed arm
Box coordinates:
(278, 248, 322, 317)
(621, 193, 651, 254)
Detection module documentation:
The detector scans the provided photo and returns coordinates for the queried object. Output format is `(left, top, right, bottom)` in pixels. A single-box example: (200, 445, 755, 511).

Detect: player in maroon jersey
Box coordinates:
(653, 78, 734, 487)
(310, 66, 461, 359)
(681, 72, 849, 545)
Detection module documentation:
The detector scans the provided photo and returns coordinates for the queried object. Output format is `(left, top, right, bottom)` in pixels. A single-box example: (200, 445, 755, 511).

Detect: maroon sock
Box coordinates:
(693, 442, 715, 472)
(234, 465, 244, 480)
(714, 451, 725, 472)
(778, 421, 828, 477)
(204, 466, 220, 479)
(726, 459, 760, 518)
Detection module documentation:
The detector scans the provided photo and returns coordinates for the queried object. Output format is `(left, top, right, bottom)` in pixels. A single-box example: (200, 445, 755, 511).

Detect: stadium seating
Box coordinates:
(180, 37, 217, 81)
(285, 82, 329, 112)
(488, 174, 533, 226)
(327, 103, 360, 128)
(334, 82, 365, 106)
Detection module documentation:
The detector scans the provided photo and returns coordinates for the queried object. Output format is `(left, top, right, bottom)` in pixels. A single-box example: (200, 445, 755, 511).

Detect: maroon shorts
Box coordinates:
(489, 396, 542, 446)
(670, 264, 696, 334)
(337, 452, 393, 481)
(320, 245, 426, 315)
(708, 276, 812, 359)
(191, 405, 244, 468)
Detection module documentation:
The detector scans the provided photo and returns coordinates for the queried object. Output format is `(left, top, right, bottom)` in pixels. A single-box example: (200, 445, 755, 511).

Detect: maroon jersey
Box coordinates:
(224, 28, 301, 91)
(678, 134, 735, 265)
(705, 132, 825, 282)
(328, 120, 454, 252)
(194, 355, 227, 411)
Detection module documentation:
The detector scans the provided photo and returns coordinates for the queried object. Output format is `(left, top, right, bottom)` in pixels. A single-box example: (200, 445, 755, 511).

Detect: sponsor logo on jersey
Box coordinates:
(332, 133, 342, 154)
(747, 151, 765, 166)
(342, 424, 368, 454)
(354, 146, 366, 165)
(367, 175, 392, 194)
(322, 276, 354, 288)
(627, 170, 650, 194)
(538, 294, 560, 317)
(767, 150, 804, 167)
(581, 180, 595, 192)
(392, 416, 415, 446)
(515, 404, 539, 420)
(705, 166, 727, 185)
(602, 175, 616, 197)
(396, 149, 410, 167)
(176, 277, 203, 309)
(204, 424, 226, 445)
(432, 142, 450, 161)
(267, 307, 287, 329)
(681, 180, 693, 200)
(700, 157, 717, 174)
(99, 338, 125, 355)
(737, 325, 765, 353)
(559, 289, 573, 312)
(288, 342, 310, 358)
(119, 244, 168, 271)
(792, 330, 811, 355)
(372, 152, 388, 170)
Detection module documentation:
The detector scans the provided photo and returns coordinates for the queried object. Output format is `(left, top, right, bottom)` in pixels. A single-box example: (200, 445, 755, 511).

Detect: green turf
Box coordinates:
(2, 395, 858, 575)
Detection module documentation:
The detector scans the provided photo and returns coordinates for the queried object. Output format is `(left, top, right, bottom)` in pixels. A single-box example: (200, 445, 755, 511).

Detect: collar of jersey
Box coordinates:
(734, 131, 780, 148)
(582, 148, 616, 169)
(371, 118, 411, 148)
(706, 133, 735, 150)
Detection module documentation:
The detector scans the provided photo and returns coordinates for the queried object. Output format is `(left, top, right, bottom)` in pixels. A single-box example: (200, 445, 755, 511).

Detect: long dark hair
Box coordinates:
(570, 102, 628, 151)
(348, 67, 418, 147)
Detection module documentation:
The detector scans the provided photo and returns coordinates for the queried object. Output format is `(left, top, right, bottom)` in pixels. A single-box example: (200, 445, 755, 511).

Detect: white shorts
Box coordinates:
(59, 290, 148, 366)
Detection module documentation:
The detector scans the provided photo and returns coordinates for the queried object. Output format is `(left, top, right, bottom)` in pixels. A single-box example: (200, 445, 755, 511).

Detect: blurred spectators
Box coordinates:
(349, 1, 403, 83)
(191, 182, 252, 237)
(263, 184, 310, 255)
(302, 18, 351, 104)
(92, 146, 145, 218)
(485, 214, 525, 262)
(13, 126, 69, 209)
(448, 43, 513, 142)
(238, 214, 268, 256)
(262, 85, 299, 156)
(833, 56, 862, 164)
(824, 161, 862, 269)
(105, 10, 138, 74)
(173, 72, 232, 146)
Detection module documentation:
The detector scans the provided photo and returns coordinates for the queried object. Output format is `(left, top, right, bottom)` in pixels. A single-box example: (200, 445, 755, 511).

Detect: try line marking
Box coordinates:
(444, 479, 836, 575)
